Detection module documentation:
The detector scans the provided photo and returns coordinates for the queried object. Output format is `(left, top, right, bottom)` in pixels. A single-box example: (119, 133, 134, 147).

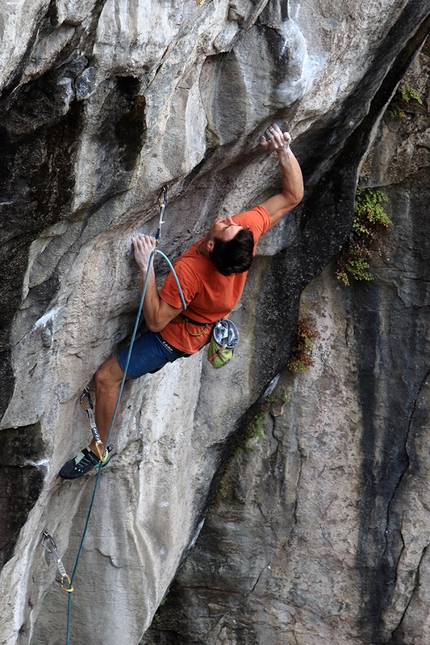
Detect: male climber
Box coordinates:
(59, 123, 304, 479)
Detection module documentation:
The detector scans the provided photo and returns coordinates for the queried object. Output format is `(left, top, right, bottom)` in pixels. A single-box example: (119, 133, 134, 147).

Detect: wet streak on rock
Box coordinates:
(95, 76, 147, 200)
(201, 52, 248, 146)
(352, 285, 401, 641)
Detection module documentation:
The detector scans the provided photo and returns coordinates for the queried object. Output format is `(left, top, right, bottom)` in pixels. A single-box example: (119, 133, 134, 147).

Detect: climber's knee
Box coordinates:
(95, 357, 125, 391)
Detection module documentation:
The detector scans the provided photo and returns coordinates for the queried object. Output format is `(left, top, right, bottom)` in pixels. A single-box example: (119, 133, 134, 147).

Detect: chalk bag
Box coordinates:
(207, 319, 239, 368)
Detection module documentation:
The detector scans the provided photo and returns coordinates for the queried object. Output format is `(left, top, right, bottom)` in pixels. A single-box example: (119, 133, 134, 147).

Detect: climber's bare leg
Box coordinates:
(90, 356, 126, 452)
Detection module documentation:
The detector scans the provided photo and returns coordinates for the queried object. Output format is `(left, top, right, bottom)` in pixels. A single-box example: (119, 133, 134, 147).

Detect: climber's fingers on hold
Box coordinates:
(132, 233, 156, 270)
(133, 233, 156, 250)
(260, 124, 291, 150)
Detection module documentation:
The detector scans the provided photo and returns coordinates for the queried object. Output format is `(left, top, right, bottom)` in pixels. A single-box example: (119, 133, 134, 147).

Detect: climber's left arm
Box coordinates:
(132, 233, 183, 333)
(259, 123, 304, 229)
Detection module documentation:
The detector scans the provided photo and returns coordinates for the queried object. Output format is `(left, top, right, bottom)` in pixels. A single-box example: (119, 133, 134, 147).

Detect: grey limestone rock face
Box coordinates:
(0, 0, 429, 644)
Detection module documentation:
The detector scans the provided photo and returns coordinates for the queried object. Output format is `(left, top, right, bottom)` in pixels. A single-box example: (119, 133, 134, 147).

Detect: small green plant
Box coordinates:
(241, 411, 265, 450)
(229, 409, 267, 461)
(389, 84, 423, 119)
(282, 393, 292, 404)
(336, 188, 391, 286)
(213, 412, 266, 507)
(400, 85, 423, 104)
(211, 467, 231, 510)
(251, 411, 265, 440)
(287, 318, 320, 373)
(152, 595, 168, 624)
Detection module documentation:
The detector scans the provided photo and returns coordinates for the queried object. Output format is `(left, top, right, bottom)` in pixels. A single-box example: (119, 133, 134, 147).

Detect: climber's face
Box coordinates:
(208, 216, 244, 243)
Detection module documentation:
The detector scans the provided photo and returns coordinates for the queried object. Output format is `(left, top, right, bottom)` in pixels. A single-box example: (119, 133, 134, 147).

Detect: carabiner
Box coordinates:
(157, 185, 168, 208)
(156, 185, 168, 244)
(79, 386, 93, 414)
(42, 531, 56, 553)
(60, 574, 75, 594)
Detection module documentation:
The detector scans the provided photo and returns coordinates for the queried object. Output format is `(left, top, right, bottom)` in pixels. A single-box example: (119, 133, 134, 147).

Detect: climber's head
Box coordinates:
(202, 216, 254, 276)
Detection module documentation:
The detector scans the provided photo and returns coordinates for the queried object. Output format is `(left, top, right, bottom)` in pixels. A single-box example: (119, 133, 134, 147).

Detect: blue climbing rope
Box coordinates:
(65, 246, 186, 644)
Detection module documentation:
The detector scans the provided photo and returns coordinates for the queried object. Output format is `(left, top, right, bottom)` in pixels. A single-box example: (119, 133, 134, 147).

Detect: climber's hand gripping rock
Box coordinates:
(259, 123, 291, 152)
(132, 233, 157, 272)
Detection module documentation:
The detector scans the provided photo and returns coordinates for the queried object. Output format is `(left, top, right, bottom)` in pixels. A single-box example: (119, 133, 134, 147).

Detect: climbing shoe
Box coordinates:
(59, 445, 113, 480)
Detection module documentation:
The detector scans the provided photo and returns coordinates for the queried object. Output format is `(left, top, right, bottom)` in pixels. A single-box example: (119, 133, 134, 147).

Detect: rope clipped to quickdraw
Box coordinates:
(42, 532, 74, 593)
(64, 188, 187, 644)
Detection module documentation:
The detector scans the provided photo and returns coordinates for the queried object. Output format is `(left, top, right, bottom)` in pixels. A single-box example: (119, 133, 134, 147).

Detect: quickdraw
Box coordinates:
(42, 532, 74, 593)
(156, 185, 168, 245)
(79, 387, 109, 462)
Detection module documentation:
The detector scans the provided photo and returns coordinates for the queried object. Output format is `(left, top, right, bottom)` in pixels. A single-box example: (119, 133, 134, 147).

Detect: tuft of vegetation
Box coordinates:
(287, 317, 320, 373)
(389, 84, 423, 119)
(336, 188, 391, 286)
(212, 410, 266, 508)
(235, 410, 266, 455)
(219, 484, 228, 499)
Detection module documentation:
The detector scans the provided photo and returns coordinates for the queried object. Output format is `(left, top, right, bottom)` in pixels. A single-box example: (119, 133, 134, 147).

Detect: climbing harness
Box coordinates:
(42, 532, 74, 593)
(64, 188, 187, 645)
(172, 313, 211, 337)
(79, 388, 109, 463)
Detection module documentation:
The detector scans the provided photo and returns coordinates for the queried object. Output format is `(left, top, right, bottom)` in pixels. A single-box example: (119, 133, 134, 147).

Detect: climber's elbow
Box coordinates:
(145, 299, 183, 334)
(146, 319, 166, 333)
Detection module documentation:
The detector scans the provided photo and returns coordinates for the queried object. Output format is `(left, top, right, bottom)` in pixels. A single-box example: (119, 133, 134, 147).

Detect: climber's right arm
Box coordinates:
(259, 123, 304, 229)
(132, 233, 183, 332)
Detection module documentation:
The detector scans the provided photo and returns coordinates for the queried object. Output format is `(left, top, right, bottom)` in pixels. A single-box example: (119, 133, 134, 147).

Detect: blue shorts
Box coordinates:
(117, 331, 189, 379)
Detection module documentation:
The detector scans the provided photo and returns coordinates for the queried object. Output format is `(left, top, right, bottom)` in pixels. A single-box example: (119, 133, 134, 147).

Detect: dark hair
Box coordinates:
(209, 228, 255, 276)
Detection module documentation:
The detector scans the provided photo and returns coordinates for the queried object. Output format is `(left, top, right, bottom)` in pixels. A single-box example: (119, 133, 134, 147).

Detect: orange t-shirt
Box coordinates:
(159, 205, 271, 354)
